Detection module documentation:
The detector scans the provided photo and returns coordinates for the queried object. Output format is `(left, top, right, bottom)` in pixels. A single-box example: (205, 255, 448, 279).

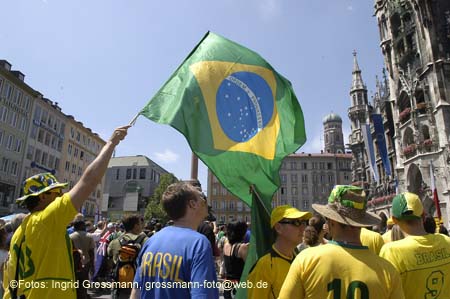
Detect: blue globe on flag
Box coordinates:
(216, 71, 274, 143)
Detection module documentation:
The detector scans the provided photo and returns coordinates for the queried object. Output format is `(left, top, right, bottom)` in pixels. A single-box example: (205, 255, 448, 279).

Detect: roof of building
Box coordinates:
(322, 113, 342, 124)
(289, 152, 352, 158)
(108, 155, 170, 172)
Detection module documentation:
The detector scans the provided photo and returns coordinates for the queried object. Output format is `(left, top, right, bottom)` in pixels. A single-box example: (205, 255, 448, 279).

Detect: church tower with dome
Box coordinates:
(323, 113, 345, 154)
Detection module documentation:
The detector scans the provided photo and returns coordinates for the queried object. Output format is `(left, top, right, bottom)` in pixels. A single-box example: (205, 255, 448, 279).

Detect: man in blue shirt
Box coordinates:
(131, 182, 219, 299)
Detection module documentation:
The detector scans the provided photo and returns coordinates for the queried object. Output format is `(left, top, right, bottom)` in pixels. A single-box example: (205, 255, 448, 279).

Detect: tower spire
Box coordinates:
(351, 50, 366, 91)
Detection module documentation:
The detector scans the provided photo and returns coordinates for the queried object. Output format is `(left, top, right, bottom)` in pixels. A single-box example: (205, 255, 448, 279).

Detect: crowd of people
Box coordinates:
(1, 123, 449, 299)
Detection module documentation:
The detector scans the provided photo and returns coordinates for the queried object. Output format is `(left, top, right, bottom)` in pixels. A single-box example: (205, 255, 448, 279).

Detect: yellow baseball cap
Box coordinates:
(271, 205, 312, 228)
(387, 217, 394, 226)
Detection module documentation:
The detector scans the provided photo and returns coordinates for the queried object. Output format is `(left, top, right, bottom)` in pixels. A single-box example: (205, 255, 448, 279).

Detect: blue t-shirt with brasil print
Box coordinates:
(134, 226, 219, 299)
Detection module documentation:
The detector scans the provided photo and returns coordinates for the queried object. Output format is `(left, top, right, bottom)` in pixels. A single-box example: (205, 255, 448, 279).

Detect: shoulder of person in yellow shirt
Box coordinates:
(360, 227, 384, 254)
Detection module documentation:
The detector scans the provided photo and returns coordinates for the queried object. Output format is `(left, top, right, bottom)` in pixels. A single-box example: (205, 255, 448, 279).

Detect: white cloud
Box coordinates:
(258, 0, 282, 20)
(154, 149, 179, 163)
(347, 5, 353, 11)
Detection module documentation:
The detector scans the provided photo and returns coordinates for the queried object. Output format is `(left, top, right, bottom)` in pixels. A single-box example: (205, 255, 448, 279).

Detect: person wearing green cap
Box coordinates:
(4, 125, 129, 299)
(380, 192, 450, 299)
(279, 185, 404, 299)
(247, 205, 311, 299)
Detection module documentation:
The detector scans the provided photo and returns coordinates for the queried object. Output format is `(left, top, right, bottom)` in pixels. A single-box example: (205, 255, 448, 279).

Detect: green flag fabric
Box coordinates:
(140, 31, 306, 205)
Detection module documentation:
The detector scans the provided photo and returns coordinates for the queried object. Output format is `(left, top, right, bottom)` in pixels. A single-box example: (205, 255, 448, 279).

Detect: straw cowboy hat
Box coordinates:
(312, 185, 381, 227)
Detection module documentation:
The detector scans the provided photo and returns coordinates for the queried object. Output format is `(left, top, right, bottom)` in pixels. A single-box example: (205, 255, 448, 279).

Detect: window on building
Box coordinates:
(290, 162, 297, 170)
(48, 155, 54, 169)
(41, 110, 48, 124)
(302, 162, 308, 170)
(344, 173, 349, 181)
(10, 161, 18, 176)
(281, 174, 287, 183)
(303, 200, 309, 210)
(44, 132, 51, 146)
(78, 167, 82, 176)
(37, 129, 44, 143)
(302, 186, 308, 195)
(291, 174, 297, 183)
(41, 152, 48, 166)
(65, 161, 70, 171)
(0, 107, 7, 123)
(292, 187, 298, 195)
(54, 158, 60, 170)
(74, 148, 78, 158)
(72, 164, 76, 174)
(15, 139, 22, 153)
(312, 162, 318, 169)
(139, 168, 146, 179)
(20, 117, 26, 131)
(126, 168, 132, 179)
(301, 174, 308, 183)
(26, 146, 34, 160)
(132, 168, 137, 179)
(6, 135, 13, 150)
(221, 187, 227, 196)
(10, 111, 17, 127)
(327, 163, 333, 170)
(280, 187, 285, 195)
(328, 174, 333, 183)
(51, 136, 57, 149)
(1, 158, 9, 172)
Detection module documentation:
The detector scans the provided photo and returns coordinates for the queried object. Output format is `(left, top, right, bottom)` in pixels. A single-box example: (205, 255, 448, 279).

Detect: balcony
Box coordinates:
(402, 143, 417, 159)
(348, 105, 368, 119)
(399, 108, 411, 124)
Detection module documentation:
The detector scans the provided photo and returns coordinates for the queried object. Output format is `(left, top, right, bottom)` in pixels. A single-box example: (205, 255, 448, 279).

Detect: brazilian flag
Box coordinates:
(140, 31, 306, 205)
(140, 31, 306, 298)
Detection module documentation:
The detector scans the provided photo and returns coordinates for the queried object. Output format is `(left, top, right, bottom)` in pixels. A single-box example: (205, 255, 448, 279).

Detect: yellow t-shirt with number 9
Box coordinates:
(3, 193, 78, 299)
(380, 234, 450, 299)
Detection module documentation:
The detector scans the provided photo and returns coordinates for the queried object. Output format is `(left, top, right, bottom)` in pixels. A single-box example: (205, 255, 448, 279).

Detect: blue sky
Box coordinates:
(1, 0, 385, 192)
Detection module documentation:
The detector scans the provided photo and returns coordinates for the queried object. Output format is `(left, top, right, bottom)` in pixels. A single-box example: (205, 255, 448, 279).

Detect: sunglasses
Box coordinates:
(278, 219, 308, 227)
(45, 189, 62, 196)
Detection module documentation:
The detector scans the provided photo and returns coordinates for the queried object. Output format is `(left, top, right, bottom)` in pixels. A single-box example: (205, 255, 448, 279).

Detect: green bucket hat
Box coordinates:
(312, 185, 381, 227)
(16, 173, 68, 205)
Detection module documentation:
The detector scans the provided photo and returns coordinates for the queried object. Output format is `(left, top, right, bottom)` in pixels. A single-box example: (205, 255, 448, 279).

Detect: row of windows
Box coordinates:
(69, 126, 100, 153)
(0, 157, 19, 176)
(114, 168, 160, 183)
(33, 105, 65, 136)
(211, 199, 250, 212)
(0, 106, 28, 132)
(0, 79, 32, 111)
(216, 215, 250, 224)
(30, 126, 63, 152)
(25, 145, 61, 171)
(280, 184, 333, 197)
(64, 161, 83, 176)
(0, 130, 22, 153)
(281, 173, 342, 184)
(67, 143, 85, 160)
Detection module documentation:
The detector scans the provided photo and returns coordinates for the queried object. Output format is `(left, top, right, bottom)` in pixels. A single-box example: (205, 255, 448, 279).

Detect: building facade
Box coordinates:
(0, 59, 106, 217)
(349, 1, 450, 225)
(0, 60, 39, 214)
(102, 155, 169, 221)
(59, 116, 105, 219)
(208, 113, 353, 223)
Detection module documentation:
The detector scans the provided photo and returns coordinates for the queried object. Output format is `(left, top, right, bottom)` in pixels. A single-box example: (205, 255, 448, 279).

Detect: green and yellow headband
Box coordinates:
(328, 185, 367, 211)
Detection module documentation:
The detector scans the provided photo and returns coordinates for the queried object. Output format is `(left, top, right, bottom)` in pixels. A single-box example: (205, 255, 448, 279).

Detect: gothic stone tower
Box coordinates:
(375, 0, 450, 223)
(348, 52, 373, 184)
(323, 113, 345, 154)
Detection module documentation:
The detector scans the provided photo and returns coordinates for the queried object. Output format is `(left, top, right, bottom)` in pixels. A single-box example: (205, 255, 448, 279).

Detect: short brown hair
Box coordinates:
(122, 214, 143, 232)
(162, 182, 199, 220)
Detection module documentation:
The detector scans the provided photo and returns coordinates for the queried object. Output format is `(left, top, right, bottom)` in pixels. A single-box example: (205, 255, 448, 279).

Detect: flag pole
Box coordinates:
(191, 153, 198, 180)
(128, 112, 140, 127)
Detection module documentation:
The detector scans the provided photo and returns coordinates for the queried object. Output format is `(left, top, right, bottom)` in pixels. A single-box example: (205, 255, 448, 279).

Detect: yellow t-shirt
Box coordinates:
(360, 227, 384, 255)
(3, 193, 78, 299)
(380, 234, 450, 299)
(247, 245, 294, 299)
(382, 230, 392, 243)
(279, 241, 405, 299)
